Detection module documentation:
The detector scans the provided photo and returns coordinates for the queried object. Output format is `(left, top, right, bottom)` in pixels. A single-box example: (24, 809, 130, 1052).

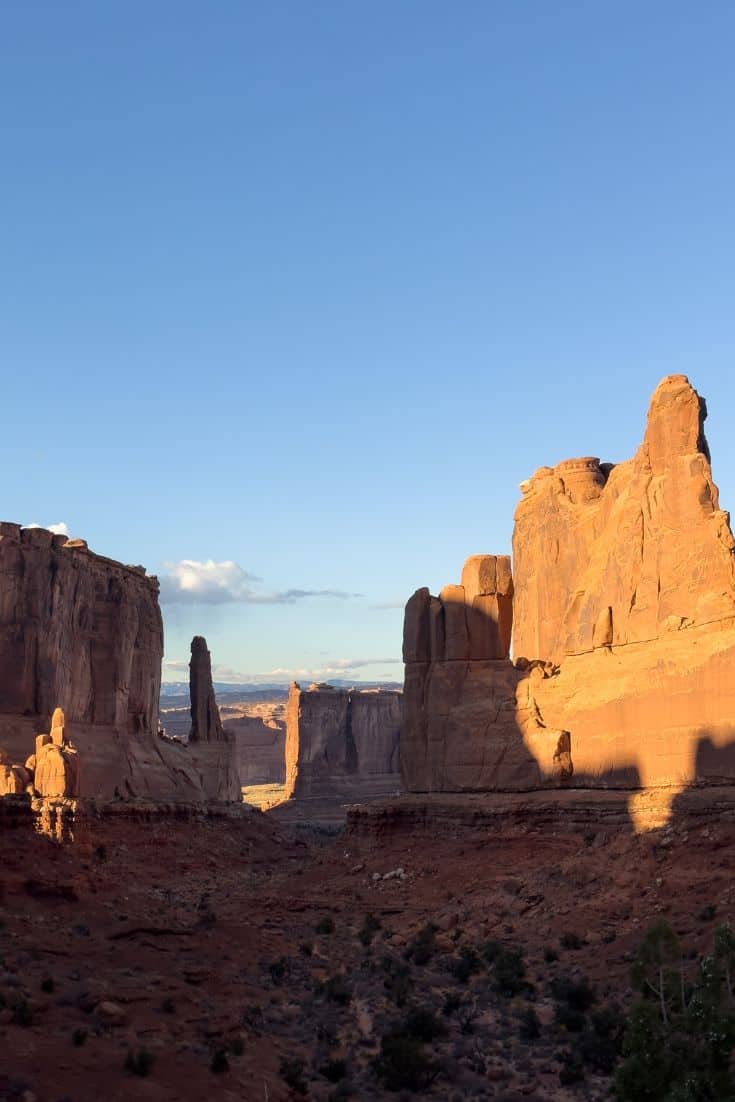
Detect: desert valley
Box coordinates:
(3, 376, 735, 1100)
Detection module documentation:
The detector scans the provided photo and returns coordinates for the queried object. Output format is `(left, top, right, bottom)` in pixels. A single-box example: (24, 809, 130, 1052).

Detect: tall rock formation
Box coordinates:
(189, 636, 225, 742)
(401, 375, 735, 793)
(185, 636, 240, 802)
(0, 526, 239, 802)
(285, 683, 401, 800)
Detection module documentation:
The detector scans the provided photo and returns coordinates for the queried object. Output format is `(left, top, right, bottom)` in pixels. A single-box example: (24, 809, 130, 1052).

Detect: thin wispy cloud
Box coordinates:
(158, 558, 362, 606)
(162, 656, 402, 685)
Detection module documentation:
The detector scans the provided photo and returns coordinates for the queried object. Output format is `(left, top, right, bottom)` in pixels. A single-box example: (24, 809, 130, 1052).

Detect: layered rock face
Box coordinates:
(401, 375, 735, 793)
(0, 526, 238, 802)
(285, 683, 401, 800)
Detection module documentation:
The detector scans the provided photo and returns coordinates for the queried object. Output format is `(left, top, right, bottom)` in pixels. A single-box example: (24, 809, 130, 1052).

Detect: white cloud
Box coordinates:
(25, 522, 70, 537)
(159, 558, 362, 605)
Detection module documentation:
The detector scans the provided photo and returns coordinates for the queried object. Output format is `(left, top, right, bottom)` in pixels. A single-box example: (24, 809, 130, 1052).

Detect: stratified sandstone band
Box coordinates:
(401, 374, 735, 793)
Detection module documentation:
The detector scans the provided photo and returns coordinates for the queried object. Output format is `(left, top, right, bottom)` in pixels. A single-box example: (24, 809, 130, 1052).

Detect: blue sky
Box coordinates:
(2, 2, 735, 684)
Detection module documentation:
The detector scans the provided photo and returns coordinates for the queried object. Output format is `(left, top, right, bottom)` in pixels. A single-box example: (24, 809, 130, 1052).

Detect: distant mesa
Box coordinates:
(285, 681, 401, 801)
(401, 374, 735, 795)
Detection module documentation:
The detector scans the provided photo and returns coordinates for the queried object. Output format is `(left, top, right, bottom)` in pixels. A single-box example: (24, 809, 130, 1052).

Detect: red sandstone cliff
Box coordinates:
(401, 375, 735, 795)
(0, 526, 238, 802)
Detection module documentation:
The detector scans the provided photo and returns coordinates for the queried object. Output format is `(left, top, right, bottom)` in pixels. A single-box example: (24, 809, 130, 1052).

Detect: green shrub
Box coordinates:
(124, 1047, 155, 1077)
(373, 1031, 438, 1092)
(544, 946, 559, 963)
(315, 915, 335, 936)
(493, 948, 527, 997)
(320, 973, 353, 1007)
(210, 1048, 229, 1074)
(560, 932, 585, 950)
(269, 957, 288, 984)
(402, 1006, 448, 1042)
(72, 1028, 87, 1047)
(280, 1056, 308, 1095)
(519, 1006, 541, 1041)
(405, 923, 438, 966)
(359, 913, 381, 947)
(382, 956, 413, 1007)
(452, 946, 483, 984)
(321, 1058, 347, 1082)
(40, 976, 55, 993)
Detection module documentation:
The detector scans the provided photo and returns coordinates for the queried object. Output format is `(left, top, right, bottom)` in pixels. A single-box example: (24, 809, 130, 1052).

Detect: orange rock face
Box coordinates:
(401, 375, 735, 794)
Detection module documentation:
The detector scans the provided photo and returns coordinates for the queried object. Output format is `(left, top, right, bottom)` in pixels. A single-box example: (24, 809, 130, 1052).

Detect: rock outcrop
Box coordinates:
(0, 526, 238, 803)
(184, 636, 240, 802)
(285, 683, 402, 800)
(401, 375, 735, 794)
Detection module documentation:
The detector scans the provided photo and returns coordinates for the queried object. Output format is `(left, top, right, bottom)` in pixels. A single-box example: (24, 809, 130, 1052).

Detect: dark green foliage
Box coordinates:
(544, 945, 559, 963)
(401, 1006, 448, 1043)
(519, 1006, 541, 1041)
(210, 1048, 229, 1074)
(10, 996, 32, 1026)
(559, 1048, 585, 1086)
(94, 844, 107, 862)
(482, 939, 502, 964)
(451, 946, 483, 984)
(560, 931, 585, 950)
(405, 922, 438, 966)
(72, 1028, 87, 1047)
(315, 915, 335, 936)
(359, 913, 381, 947)
(492, 947, 527, 997)
(124, 1047, 155, 1077)
(551, 975, 596, 1013)
(442, 992, 462, 1017)
(321, 1058, 347, 1082)
(229, 1036, 245, 1056)
(40, 976, 55, 993)
(615, 923, 735, 1102)
(269, 956, 288, 984)
(700, 904, 717, 922)
(280, 1056, 308, 1095)
(382, 955, 413, 1006)
(373, 1030, 439, 1092)
(319, 973, 353, 1007)
(299, 941, 313, 957)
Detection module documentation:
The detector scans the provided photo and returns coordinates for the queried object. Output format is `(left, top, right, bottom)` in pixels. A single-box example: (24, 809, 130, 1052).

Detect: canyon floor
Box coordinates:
(1, 786, 734, 1102)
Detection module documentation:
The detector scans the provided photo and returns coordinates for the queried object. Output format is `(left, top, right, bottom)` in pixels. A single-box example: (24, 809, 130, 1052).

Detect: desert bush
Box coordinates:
(40, 976, 55, 993)
(402, 1005, 448, 1042)
(210, 1048, 229, 1074)
(373, 1030, 439, 1091)
(269, 956, 289, 984)
(560, 931, 585, 950)
(124, 1047, 155, 1077)
(382, 956, 413, 1006)
(544, 945, 559, 963)
(359, 913, 381, 947)
(519, 1006, 541, 1041)
(72, 1028, 87, 1047)
(451, 946, 483, 984)
(405, 922, 438, 966)
(492, 947, 527, 997)
(280, 1056, 308, 1095)
(315, 915, 335, 936)
(319, 973, 352, 1007)
(320, 1058, 347, 1082)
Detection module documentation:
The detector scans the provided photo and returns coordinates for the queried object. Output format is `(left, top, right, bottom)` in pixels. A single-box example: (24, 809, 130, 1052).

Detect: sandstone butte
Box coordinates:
(401, 374, 735, 796)
(285, 681, 402, 800)
(0, 523, 238, 802)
